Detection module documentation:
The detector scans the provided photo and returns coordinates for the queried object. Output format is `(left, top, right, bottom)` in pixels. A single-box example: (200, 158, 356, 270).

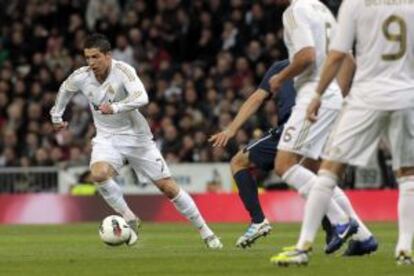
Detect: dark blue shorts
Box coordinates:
(243, 127, 283, 171)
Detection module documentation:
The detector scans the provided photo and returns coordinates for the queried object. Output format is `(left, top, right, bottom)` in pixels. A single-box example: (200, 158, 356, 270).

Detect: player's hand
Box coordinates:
(307, 97, 322, 123)
(209, 129, 236, 147)
(269, 75, 282, 94)
(52, 121, 68, 131)
(99, 103, 114, 114)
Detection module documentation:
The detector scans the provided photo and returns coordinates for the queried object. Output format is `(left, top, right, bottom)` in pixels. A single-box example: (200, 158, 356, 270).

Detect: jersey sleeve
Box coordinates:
(330, 0, 357, 53)
(49, 71, 82, 124)
(112, 63, 149, 113)
(283, 5, 315, 55)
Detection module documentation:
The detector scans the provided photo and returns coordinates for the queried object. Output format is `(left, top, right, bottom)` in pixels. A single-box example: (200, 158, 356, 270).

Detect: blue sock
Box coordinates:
(234, 169, 265, 224)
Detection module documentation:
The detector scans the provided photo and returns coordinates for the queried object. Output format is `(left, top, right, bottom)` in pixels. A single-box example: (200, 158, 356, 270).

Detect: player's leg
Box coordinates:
(302, 158, 377, 255)
(276, 151, 347, 225)
(279, 154, 360, 254)
(231, 150, 265, 224)
(271, 160, 348, 266)
(232, 132, 276, 248)
(390, 109, 414, 264)
(296, 107, 384, 251)
(126, 141, 222, 249)
(275, 106, 372, 255)
(91, 140, 140, 246)
(153, 177, 222, 249)
(275, 107, 350, 227)
(333, 186, 378, 256)
(301, 159, 334, 245)
(395, 169, 414, 265)
(91, 162, 137, 222)
(271, 106, 385, 266)
(297, 161, 350, 249)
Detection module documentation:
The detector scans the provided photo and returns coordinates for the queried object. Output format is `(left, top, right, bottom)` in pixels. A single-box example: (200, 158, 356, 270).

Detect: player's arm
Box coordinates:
(336, 53, 355, 97)
(209, 89, 268, 147)
(269, 47, 315, 92)
(269, 6, 315, 92)
(307, 0, 356, 122)
(100, 65, 149, 114)
(306, 50, 347, 122)
(50, 75, 79, 130)
(316, 50, 348, 96)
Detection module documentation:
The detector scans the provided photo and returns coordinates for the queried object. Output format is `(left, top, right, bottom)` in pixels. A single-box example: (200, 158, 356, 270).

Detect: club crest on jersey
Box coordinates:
(106, 85, 115, 95)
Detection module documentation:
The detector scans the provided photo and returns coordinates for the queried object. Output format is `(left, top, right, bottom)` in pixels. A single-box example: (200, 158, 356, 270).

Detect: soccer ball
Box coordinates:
(99, 215, 131, 246)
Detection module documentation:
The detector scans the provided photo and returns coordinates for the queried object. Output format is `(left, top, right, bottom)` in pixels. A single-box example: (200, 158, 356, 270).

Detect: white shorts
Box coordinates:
(90, 135, 171, 181)
(277, 105, 339, 159)
(323, 105, 414, 170)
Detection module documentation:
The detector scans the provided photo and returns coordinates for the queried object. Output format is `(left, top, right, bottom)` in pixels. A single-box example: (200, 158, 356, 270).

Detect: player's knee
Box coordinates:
(230, 151, 249, 174)
(274, 152, 298, 177)
(155, 178, 179, 199)
(319, 160, 346, 175)
(301, 158, 320, 174)
(91, 170, 110, 183)
(397, 167, 414, 178)
(90, 164, 113, 183)
(274, 161, 286, 177)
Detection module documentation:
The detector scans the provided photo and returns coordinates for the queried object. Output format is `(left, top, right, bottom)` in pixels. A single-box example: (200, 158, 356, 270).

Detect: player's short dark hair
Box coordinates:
(83, 33, 111, 53)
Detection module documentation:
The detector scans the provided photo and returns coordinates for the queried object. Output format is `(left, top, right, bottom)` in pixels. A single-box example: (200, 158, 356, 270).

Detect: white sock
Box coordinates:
(396, 177, 414, 255)
(333, 187, 372, 241)
(297, 170, 337, 249)
(171, 189, 214, 239)
(282, 165, 348, 225)
(96, 178, 136, 221)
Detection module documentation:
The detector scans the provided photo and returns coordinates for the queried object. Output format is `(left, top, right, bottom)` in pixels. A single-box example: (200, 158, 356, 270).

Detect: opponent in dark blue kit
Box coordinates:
(209, 60, 378, 255)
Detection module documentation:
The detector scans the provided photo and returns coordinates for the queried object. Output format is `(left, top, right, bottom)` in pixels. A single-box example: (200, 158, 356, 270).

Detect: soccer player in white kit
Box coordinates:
(268, 0, 375, 257)
(50, 34, 222, 249)
(271, 0, 414, 266)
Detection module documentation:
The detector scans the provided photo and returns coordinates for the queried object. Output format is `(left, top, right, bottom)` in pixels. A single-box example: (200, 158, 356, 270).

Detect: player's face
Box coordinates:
(84, 48, 111, 76)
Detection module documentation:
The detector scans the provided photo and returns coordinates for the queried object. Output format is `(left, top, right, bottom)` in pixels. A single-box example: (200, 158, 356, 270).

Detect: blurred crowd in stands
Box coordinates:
(0, 0, 395, 189)
(0, 0, 293, 167)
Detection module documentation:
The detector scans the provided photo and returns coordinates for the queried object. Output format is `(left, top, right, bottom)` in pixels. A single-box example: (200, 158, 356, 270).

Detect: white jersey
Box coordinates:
(331, 0, 414, 110)
(50, 59, 152, 138)
(283, 0, 343, 109)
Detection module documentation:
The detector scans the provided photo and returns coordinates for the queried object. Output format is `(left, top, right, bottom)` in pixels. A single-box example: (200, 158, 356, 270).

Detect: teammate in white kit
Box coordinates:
(267, 0, 376, 258)
(50, 34, 222, 249)
(272, 0, 414, 266)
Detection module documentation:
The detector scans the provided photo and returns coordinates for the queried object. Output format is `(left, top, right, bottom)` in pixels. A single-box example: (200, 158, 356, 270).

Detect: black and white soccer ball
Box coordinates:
(99, 215, 131, 246)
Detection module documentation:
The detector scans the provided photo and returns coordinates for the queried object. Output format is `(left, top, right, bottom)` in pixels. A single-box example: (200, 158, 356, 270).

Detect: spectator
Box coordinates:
(112, 34, 135, 66)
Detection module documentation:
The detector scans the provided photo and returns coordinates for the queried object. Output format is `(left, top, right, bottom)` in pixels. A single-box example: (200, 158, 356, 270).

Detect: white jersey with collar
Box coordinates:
(283, 0, 343, 109)
(50, 59, 152, 139)
(331, 0, 414, 110)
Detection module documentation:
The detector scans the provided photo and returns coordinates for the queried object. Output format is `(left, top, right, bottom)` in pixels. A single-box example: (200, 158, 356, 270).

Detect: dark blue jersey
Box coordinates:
(258, 60, 296, 126)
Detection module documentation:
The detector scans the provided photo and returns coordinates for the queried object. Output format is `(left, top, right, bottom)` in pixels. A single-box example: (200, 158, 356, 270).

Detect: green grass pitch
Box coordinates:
(0, 222, 412, 276)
